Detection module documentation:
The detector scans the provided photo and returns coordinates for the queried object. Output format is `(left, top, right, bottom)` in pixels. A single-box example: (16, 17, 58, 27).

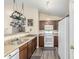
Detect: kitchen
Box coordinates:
(4, 0, 74, 59)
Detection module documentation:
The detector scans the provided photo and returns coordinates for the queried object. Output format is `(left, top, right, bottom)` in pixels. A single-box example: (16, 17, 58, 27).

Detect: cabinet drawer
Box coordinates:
(19, 43, 27, 51)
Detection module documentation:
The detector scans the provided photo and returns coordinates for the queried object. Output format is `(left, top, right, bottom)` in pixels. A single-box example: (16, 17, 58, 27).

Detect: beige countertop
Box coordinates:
(39, 30, 58, 36)
(4, 35, 36, 57)
(39, 33, 58, 36)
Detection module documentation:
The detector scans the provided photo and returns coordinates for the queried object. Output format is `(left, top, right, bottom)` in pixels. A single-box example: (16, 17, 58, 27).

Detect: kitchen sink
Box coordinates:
(10, 38, 23, 45)
(10, 38, 30, 45)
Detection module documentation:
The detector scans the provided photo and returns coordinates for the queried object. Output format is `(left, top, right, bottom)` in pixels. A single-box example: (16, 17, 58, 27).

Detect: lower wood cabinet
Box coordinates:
(19, 36, 58, 59)
(39, 36, 58, 47)
(39, 36, 44, 47)
(32, 39, 35, 53)
(27, 37, 37, 59)
(27, 40, 32, 59)
(19, 37, 37, 59)
(34, 37, 37, 50)
(54, 36, 58, 47)
(32, 37, 37, 53)
(19, 43, 27, 59)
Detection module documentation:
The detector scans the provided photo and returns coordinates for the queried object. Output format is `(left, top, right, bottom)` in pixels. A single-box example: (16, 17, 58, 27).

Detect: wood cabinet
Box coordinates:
(39, 21, 58, 30)
(32, 39, 35, 53)
(39, 36, 58, 47)
(34, 37, 37, 50)
(39, 36, 44, 47)
(19, 37, 37, 59)
(27, 37, 37, 59)
(32, 37, 37, 53)
(27, 40, 32, 59)
(54, 36, 58, 47)
(19, 43, 27, 59)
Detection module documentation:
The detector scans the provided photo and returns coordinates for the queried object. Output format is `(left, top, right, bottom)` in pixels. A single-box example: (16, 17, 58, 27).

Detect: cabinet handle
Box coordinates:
(9, 55, 11, 59)
(8, 53, 17, 59)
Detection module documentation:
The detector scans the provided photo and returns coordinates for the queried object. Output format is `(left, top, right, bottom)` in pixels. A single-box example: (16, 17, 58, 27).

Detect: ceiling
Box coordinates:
(5, 0, 69, 17)
(23, 0, 69, 17)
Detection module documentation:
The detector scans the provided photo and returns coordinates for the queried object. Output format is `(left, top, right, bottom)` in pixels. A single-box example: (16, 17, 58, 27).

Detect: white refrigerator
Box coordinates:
(44, 25, 54, 47)
(58, 17, 69, 59)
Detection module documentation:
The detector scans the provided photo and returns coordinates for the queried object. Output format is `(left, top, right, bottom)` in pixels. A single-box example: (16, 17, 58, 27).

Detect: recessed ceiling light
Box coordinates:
(46, 0, 50, 6)
(46, 1, 50, 5)
(45, 0, 52, 9)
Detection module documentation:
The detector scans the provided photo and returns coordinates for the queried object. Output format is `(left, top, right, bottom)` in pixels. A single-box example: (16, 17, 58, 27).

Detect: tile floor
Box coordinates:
(31, 47, 59, 59)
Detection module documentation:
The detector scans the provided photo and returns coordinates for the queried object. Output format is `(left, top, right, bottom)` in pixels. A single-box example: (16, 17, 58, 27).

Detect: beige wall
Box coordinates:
(39, 13, 61, 20)
(69, 0, 74, 47)
(4, 0, 13, 35)
(69, 0, 74, 59)
(24, 6, 39, 34)
(4, 0, 62, 40)
(4, 0, 39, 40)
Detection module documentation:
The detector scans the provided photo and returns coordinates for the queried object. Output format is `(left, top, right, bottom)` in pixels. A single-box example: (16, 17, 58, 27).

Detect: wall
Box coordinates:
(69, 0, 74, 59)
(4, 0, 24, 35)
(24, 5, 39, 34)
(4, 0, 13, 35)
(39, 13, 61, 20)
(4, 0, 39, 40)
(69, 0, 74, 48)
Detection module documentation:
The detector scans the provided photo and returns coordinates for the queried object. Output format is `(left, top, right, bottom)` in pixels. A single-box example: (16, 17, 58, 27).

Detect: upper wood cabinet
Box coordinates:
(39, 36, 44, 47)
(39, 20, 58, 30)
(19, 43, 27, 59)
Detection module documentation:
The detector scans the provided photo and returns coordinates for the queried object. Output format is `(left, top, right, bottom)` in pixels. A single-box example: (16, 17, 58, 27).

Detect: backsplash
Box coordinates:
(4, 32, 29, 41)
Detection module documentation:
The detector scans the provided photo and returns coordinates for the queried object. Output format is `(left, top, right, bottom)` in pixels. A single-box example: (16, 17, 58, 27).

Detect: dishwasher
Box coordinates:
(5, 49, 19, 59)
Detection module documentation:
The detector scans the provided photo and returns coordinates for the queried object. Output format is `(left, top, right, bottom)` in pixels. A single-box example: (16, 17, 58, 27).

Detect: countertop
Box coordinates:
(4, 35, 36, 57)
(39, 30, 58, 36)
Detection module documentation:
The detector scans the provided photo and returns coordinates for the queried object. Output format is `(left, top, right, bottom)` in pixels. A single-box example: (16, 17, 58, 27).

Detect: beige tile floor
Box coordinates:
(31, 47, 59, 59)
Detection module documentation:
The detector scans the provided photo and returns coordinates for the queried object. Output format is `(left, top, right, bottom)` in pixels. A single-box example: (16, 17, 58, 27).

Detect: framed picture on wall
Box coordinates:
(27, 19, 33, 26)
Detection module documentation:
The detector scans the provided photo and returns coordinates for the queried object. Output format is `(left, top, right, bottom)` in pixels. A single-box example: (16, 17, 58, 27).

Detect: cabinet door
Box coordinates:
(54, 36, 58, 47)
(19, 44, 27, 59)
(19, 48, 27, 59)
(27, 41, 32, 59)
(35, 37, 37, 48)
(32, 39, 35, 53)
(31, 37, 37, 54)
(39, 36, 44, 47)
(34, 37, 37, 50)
